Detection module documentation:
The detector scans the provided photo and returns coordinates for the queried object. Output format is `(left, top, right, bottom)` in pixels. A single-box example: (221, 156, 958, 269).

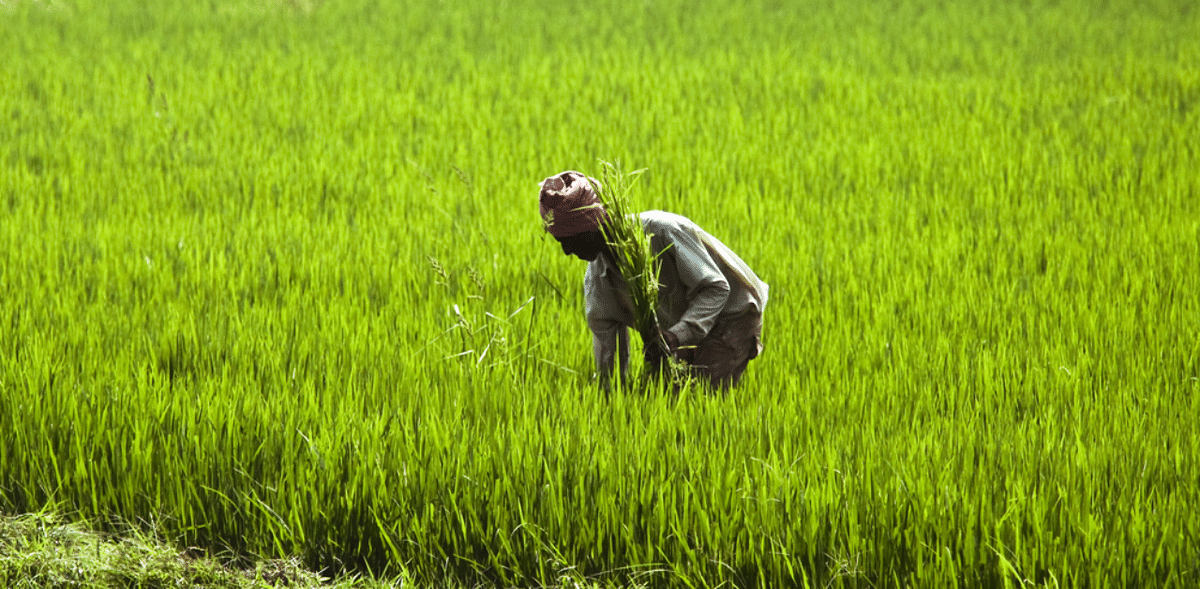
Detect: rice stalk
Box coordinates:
(589, 160, 690, 387)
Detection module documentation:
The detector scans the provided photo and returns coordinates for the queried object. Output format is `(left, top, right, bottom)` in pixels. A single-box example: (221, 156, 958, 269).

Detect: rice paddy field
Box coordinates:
(3, 0, 1199, 586)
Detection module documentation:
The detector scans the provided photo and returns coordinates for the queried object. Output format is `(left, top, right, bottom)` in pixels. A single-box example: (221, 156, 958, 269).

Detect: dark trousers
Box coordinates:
(678, 311, 764, 390)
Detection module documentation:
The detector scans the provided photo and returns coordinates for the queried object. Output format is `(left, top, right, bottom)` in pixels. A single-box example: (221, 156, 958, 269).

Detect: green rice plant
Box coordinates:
(1, 0, 1198, 587)
(425, 255, 546, 382)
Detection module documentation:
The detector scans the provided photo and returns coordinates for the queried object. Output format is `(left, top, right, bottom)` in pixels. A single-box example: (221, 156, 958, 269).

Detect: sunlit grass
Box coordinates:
(1, 0, 1198, 587)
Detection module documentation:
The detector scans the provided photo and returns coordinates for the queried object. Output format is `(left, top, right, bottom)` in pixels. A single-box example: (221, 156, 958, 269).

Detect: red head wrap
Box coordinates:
(538, 171, 607, 237)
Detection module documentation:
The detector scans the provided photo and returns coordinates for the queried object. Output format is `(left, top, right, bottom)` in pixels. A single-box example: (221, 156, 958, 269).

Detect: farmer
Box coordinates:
(538, 170, 769, 390)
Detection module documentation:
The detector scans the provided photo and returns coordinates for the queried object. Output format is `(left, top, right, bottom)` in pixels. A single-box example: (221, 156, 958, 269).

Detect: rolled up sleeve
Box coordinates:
(658, 224, 730, 348)
(585, 261, 633, 386)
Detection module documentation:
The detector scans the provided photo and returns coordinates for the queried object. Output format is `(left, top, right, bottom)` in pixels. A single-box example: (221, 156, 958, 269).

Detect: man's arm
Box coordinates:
(658, 224, 731, 348)
(585, 260, 634, 389)
(592, 323, 630, 389)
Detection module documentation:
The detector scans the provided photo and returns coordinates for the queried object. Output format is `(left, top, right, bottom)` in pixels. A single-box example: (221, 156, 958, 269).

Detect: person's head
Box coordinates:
(538, 170, 609, 261)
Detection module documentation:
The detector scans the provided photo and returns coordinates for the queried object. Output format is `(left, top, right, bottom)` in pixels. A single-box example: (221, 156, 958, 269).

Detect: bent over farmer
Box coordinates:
(538, 170, 769, 390)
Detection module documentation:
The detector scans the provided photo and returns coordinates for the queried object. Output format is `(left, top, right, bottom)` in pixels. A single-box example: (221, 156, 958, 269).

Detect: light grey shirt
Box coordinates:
(584, 210, 769, 380)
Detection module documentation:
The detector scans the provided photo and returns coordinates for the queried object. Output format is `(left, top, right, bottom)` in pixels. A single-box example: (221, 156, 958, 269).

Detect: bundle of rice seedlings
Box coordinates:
(588, 161, 690, 387)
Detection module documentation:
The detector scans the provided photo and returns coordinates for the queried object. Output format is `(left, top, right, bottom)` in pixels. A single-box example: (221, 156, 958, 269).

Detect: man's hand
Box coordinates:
(643, 338, 667, 374)
(644, 329, 679, 376)
(659, 329, 679, 355)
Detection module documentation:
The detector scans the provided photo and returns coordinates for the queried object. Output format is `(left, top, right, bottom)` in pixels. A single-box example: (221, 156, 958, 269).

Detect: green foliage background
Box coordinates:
(2, 0, 1199, 586)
